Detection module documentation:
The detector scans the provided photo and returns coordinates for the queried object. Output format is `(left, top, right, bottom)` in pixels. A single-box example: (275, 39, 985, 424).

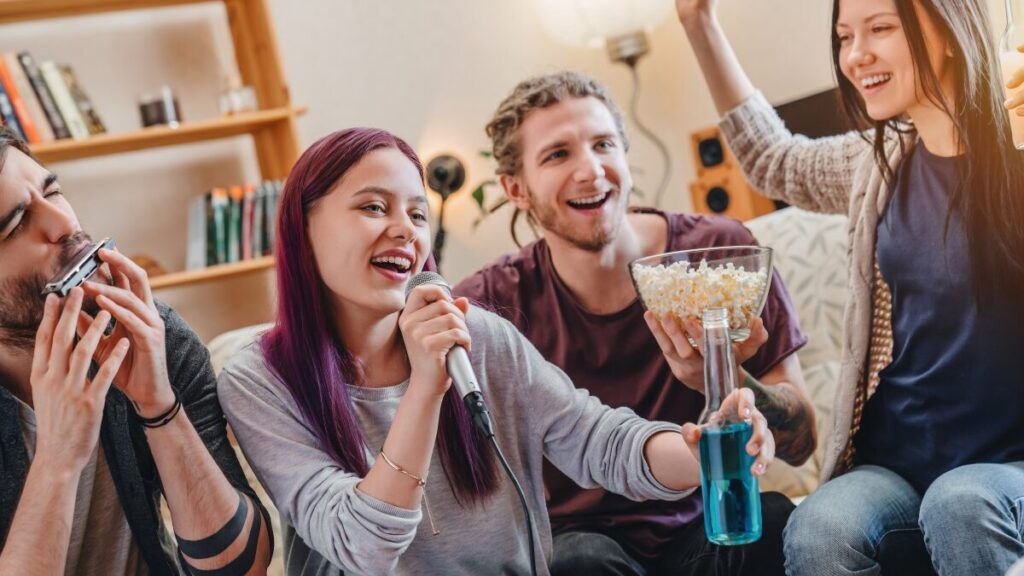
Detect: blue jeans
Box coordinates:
(783, 463, 1024, 576)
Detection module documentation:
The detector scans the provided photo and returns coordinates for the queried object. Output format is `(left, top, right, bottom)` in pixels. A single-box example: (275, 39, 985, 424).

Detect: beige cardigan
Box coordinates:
(718, 91, 907, 483)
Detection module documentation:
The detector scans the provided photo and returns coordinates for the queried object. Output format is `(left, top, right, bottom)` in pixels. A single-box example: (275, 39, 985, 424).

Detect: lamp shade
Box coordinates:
(533, 0, 673, 48)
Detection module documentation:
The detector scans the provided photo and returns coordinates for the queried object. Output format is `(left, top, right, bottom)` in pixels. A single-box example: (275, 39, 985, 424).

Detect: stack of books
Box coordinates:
(0, 51, 106, 143)
(186, 180, 284, 270)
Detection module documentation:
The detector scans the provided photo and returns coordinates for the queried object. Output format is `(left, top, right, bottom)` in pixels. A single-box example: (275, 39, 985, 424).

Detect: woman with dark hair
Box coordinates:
(215, 127, 776, 576)
(675, 0, 1024, 574)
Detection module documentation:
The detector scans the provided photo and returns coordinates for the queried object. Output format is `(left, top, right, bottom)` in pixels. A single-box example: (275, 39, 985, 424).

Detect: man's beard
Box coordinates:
(0, 232, 108, 351)
(528, 186, 627, 253)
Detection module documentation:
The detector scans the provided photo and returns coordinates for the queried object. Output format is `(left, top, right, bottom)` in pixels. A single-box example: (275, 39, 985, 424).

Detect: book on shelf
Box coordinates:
(0, 56, 43, 143)
(252, 181, 265, 258)
(211, 187, 229, 266)
(185, 180, 283, 270)
(264, 180, 282, 255)
(186, 191, 209, 271)
(227, 185, 243, 263)
(17, 52, 71, 140)
(2, 53, 54, 143)
(59, 64, 106, 136)
(0, 76, 26, 140)
(241, 184, 255, 261)
(39, 60, 89, 140)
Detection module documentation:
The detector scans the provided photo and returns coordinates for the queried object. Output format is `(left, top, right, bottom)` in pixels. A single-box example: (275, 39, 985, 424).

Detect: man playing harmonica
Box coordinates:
(0, 126, 272, 576)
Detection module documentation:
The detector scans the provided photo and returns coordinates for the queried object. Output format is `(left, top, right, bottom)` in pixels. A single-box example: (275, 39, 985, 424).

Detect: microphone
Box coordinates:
(405, 271, 538, 576)
(405, 271, 495, 438)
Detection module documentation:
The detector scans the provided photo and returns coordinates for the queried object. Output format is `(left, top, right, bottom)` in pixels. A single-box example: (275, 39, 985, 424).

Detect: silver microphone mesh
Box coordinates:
(405, 271, 452, 300)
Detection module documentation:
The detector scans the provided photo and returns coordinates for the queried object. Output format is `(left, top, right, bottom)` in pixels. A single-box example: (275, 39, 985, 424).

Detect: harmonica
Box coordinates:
(41, 237, 116, 298)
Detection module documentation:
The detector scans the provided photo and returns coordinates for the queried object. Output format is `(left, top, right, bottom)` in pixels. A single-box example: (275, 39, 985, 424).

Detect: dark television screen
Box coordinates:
(773, 88, 852, 138)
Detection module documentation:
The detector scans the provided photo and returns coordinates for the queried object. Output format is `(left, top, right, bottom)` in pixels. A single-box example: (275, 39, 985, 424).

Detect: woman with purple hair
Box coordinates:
(216, 127, 777, 576)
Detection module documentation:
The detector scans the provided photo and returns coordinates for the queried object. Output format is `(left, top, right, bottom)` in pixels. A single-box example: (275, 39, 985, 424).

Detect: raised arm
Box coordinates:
(677, 0, 868, 215)
(677, 0, 754, 116)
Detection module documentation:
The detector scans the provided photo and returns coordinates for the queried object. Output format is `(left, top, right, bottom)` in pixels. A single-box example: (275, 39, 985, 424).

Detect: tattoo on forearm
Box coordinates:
(743, 373, 816, 465)
(176, 491, 263, 575)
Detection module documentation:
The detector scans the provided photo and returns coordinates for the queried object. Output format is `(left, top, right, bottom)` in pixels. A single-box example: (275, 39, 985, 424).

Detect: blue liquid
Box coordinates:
(699, 421, 762, 545)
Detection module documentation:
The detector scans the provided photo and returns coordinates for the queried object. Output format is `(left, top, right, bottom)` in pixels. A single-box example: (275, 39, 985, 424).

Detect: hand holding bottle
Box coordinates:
(681, 387, 775, 477)
(688, 307, 766, 545)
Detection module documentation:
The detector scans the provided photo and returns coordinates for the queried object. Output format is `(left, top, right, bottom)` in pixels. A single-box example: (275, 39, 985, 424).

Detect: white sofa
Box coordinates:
(745, 207, 848, 498)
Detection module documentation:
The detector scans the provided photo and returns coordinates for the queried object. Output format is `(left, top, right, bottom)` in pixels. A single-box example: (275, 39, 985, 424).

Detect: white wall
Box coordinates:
(4, 0, 931, 340)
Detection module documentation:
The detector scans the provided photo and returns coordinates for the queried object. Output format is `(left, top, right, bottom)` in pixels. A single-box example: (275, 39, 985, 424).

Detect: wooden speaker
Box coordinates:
(689, 126, 776, 221)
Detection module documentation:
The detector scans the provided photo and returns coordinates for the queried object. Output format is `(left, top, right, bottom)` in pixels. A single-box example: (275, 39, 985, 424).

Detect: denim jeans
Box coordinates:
(550, 492, 794, 576)
(783, 463, 1024, 576)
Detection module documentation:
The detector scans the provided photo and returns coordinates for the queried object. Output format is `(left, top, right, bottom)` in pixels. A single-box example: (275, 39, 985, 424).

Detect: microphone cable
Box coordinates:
(464, 392, 538, 576)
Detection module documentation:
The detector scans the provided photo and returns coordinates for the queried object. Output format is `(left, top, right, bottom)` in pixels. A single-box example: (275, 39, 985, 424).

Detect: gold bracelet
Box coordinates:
(378, 450, 439, 536)
(378, 450, 426, 486)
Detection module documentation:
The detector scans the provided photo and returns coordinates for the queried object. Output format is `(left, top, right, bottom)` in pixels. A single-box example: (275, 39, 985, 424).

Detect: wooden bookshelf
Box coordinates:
(0, 0, 224, 24)
(1, 0, 302, 179)
(32, 106, 306, 163)
(1, 0, 302, 182)
(149, 256, 274, 290)
(1, 0, 302, 334)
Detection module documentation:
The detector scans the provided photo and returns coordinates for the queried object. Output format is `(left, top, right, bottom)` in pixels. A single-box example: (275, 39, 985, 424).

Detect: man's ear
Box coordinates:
(500, 174, 532, 211)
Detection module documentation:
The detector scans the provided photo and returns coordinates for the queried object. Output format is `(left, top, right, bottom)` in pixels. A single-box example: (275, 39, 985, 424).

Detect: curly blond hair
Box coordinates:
(486, 71, 629, 176)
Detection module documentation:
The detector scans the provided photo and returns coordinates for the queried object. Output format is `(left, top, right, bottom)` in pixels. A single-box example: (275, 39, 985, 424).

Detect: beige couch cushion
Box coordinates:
(745, 207, 848, 498)
(208, 323, 272, 375)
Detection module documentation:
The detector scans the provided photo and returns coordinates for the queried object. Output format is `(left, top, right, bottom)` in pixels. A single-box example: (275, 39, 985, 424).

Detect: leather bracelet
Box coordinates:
(133, 389, 182, 429)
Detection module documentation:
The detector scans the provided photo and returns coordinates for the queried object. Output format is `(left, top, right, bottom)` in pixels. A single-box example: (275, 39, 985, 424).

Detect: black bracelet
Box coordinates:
(133, 389, 182, 429)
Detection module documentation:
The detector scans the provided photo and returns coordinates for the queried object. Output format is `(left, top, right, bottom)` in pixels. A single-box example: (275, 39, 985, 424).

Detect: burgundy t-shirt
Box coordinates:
(453, 208, 807, 563)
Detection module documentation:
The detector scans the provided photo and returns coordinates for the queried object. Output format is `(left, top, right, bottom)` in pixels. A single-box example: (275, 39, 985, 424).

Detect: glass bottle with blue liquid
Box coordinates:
(698, 307, 762, 545)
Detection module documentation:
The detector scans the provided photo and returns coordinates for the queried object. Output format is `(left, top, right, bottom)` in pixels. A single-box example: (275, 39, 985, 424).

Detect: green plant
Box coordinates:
(468, 150, 510, 230)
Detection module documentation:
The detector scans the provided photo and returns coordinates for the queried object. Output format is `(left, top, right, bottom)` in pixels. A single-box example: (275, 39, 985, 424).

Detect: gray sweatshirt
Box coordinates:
(217, 306, 691, 576)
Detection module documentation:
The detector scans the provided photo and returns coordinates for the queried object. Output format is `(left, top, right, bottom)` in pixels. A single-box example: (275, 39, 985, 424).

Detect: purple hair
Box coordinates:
(261, 127, 498, 504)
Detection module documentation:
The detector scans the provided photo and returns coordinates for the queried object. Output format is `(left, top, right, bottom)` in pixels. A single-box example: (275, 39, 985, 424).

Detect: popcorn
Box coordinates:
(632, 259, 769, 332)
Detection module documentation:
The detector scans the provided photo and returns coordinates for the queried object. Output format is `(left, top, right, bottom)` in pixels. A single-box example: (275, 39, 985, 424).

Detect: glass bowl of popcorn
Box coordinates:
(629, 246, 773, 342)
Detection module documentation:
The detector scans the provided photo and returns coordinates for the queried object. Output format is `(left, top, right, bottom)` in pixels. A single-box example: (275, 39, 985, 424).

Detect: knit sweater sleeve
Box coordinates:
(718, 90, 871, 215)
(217, 345, 421, 576)
(479, 310, 693, 502)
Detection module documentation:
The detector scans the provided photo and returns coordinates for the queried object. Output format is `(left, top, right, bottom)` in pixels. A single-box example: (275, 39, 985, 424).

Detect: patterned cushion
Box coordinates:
(745, 207, 848, 497)
(746, 207, 848, 370)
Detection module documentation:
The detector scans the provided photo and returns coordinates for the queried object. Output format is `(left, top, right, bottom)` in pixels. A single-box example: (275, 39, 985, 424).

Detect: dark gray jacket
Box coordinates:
(0, 302, 272, 575)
